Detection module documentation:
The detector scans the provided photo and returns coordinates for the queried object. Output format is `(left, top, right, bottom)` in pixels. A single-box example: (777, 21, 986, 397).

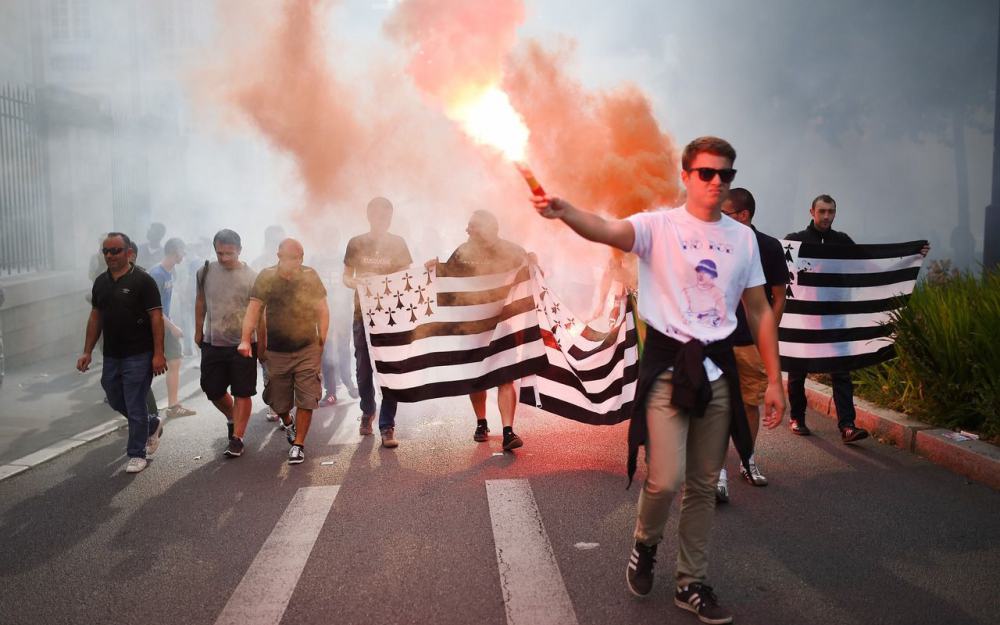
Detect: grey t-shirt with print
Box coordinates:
(197, 261, 257, 346)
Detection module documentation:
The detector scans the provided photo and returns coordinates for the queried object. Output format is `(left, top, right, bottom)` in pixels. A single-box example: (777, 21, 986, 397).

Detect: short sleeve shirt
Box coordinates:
(626, 207, 765, 378)
(250, 265, 328, 352)
(732, 227, 790, 346)
(197, 261, 258, 347)
(444, 238, 527, 277)
(91, 265, 162, 358)
(148, 264, 175, 318)
(343, 233, 412, 317)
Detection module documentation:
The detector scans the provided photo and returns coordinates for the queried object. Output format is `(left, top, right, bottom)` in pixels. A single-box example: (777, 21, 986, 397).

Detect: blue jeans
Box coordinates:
(787, 370, 856, 430)
(353, 317, 396, 430)
(102, 352, 158, 458)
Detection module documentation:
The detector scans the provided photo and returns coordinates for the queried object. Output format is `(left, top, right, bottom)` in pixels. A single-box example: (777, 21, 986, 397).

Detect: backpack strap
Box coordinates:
(197, 260, 210, 293)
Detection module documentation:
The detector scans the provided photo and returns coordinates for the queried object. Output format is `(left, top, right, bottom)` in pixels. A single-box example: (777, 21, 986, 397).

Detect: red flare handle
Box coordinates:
(515, 162, 547, 197)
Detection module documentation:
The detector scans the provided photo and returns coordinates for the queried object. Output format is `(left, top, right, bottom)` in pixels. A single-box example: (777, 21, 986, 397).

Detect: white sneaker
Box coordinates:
(146, 418, 164, 457)
(125, 457, 148, 473)
(715, 467, 729, 503)
(740, 457, 768, 486)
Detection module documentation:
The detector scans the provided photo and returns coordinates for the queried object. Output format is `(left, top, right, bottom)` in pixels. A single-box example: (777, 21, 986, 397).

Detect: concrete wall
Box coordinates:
(0, 270, 90, 368)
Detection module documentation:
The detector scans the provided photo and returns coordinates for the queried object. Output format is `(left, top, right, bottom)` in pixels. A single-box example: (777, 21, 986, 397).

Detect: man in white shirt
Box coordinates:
(532, 136, 785, 625)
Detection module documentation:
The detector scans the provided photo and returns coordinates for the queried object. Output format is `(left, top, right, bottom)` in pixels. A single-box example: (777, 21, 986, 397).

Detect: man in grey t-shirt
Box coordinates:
(195, 229, 261, 458)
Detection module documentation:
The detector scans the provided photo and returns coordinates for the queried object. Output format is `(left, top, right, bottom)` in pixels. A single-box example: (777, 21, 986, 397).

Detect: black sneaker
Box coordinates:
(674, 582, 733, 624)
(224, 437, 244, 458)
(288, 445, 305, 464)
(227, 421, 235, 439)
(789, 420, 811, 436)
(626, 541, 657, 597)
(474, 423, 490, 442)
(502, 431, 523, 451)
(841, 425, 869, 443)
(280, 417, 296, 445)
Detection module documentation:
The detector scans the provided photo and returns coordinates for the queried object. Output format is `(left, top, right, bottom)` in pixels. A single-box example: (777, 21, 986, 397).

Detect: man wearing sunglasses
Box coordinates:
(531, 136, 785, 625)
(77, 232, 167, 474)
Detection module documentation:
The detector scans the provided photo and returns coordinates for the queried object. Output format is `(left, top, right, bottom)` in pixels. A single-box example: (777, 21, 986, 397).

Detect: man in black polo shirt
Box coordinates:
(715, 188, 789, 503)
(77, 232, 168, 474)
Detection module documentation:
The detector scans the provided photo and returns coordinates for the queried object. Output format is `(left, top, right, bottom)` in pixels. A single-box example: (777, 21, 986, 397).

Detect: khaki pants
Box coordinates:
(634, 371, 731, 587)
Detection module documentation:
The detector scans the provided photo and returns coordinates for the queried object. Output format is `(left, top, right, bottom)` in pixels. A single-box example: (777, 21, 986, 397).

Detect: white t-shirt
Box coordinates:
(627, 206, 765, 379)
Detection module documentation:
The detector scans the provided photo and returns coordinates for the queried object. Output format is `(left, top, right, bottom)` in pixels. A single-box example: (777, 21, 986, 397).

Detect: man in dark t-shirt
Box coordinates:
(435, 210, 531, 451)
(343, 197, 412, 448)
(77, 232, 167, 474)
(715, 188, 789, 503)
(240, 238, 328, 465)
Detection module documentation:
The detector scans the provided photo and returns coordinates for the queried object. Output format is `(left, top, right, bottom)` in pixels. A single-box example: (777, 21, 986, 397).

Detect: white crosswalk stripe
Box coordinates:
(214, 486, 340, 625)
(486, 478, 579, 625)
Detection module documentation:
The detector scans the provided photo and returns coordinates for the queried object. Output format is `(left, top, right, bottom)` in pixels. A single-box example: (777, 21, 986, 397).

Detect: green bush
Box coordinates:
(853, 270, 1000, 442)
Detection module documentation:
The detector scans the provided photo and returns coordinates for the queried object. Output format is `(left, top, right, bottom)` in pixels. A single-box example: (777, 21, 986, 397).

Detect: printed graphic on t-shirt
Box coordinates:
(683, 259, 727, 328)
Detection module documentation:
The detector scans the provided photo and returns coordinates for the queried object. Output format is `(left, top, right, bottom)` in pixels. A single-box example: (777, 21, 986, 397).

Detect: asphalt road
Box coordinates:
(1, 389, 997, 625)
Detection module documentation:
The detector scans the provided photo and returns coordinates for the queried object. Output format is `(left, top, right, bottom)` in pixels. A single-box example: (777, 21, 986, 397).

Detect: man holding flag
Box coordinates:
(532, 136, 785, 625)
(429, 210, 532, 451)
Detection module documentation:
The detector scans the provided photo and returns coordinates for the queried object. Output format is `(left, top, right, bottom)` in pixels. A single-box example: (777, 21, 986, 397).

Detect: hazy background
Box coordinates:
(0, 0, 996, 367)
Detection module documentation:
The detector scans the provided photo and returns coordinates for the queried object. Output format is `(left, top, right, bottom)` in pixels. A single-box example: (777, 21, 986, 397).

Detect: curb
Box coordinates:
(0, 378, 203, 484)
(796, 378, 1000, 491)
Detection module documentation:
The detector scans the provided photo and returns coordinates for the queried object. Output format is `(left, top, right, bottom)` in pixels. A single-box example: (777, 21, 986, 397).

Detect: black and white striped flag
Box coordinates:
(360, 263, 639, 425)
(359, 264, 548, 402)
(779, 240, 927, 373)
(518, 267, 639, 425)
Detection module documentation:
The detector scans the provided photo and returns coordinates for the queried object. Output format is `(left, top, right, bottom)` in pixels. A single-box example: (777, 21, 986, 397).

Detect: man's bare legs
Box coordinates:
(279, 409, 313, 446)
(231, 396, 253, 439)
(166, 359, 181, 406)
(471, 383, 522, 450)
(212, 394, 235, 439)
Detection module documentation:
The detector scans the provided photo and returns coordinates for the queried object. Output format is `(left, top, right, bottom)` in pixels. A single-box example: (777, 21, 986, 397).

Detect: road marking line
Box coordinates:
(9, 438, 89, 467)
(214, 485, 340, 625)
(0, 465, 29, 481)
(486, 479, 579, 625)
(256, 426, 278, 452)
(71, 419, 122, 442)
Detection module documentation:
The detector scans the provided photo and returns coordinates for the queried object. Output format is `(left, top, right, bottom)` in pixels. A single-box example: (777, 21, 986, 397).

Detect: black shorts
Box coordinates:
(200, 343, 258, 400)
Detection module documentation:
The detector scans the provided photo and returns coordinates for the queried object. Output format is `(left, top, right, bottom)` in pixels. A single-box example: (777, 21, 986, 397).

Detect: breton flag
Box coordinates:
(358, 264, 548, 402)
(359, 263, 639, 425)
(778, 239, 927, 373)
(518, 271, 638, 425)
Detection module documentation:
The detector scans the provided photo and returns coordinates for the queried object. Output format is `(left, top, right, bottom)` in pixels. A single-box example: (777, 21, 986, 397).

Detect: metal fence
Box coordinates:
(0, 84, 53, 276)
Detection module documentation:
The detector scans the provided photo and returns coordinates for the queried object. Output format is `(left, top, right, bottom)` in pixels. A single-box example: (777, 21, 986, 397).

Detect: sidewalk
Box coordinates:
(0, 352, 202, 477)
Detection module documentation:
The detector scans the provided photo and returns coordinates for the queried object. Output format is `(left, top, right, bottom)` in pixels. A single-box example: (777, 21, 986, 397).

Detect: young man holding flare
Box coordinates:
(531, 136, 785, 625)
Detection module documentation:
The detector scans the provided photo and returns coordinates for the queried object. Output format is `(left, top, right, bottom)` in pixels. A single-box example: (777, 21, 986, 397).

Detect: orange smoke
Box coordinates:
(385, 0, 525, 106)
(504, 41, 683, 218)
(229, 0, 361, 211)
(387, 0, 681, 218)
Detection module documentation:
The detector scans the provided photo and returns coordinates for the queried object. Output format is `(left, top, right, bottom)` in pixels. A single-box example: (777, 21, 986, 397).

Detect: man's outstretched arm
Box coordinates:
(532, 195, 635, 252)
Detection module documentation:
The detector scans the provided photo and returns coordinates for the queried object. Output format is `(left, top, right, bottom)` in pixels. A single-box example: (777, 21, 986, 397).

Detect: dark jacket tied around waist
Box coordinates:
(627, 326, 754, 487)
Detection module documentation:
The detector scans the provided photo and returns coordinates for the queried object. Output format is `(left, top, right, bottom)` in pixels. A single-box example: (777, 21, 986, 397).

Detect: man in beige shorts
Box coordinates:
(716, 188, 789, 502)
(239, 238, 329, 465)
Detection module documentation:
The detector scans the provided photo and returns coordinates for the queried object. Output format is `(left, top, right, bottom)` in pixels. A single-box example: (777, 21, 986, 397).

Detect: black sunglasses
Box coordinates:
(101, 247, 125, 256)
(688, 167, 737, 184)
